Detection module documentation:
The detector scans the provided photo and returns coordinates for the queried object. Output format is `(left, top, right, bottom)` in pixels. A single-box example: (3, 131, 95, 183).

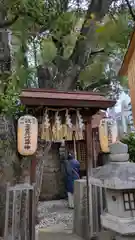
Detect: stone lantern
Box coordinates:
(89, 141, 135, 240)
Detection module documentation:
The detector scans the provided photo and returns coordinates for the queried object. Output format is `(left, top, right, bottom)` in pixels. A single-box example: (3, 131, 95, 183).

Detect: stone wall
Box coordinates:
(38, 115, 65, 200)
(40, 143, 65, 200)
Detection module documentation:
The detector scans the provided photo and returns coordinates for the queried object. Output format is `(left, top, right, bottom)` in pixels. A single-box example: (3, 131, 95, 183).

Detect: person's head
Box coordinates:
(68, 152, 74, 160)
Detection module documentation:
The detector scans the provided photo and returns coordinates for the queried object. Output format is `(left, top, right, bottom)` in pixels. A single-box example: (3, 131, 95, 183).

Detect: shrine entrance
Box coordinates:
(66, 127, 100, 178)
(20, 89, 115, 239)
(66, 140, 86, 177)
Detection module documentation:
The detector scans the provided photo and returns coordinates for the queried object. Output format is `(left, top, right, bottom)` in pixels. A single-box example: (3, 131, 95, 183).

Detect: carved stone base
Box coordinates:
(101, 213, 135, 235)
(116, 235, 135, 240)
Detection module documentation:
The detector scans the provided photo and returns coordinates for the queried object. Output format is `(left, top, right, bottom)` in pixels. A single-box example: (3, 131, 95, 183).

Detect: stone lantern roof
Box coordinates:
(90, 141, 135, 189)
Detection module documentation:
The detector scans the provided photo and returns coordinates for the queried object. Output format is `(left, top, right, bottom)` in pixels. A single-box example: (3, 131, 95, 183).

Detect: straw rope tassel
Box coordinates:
(73, 132, 77, 159)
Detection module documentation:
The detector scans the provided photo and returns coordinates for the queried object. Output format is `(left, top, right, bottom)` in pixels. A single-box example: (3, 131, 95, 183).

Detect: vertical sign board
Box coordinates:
(17, 115, 38, 156)
(99, 118, 118, 153)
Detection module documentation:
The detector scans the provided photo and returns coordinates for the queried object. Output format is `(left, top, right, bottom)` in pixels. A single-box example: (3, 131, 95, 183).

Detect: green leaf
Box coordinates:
(40, 39, 57, 63)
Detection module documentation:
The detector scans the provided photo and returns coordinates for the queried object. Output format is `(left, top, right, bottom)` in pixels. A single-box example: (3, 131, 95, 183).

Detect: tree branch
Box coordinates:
(0, 10, 48, 29)
(70, 0, 113, 64)
(90, 48, 105, 56)
(58, 0, 114, 90)
(22, 11, 45, 26)
(125, 0, 135, 22)
(52, 36, 64, 56)
(0, 15, 19, 28)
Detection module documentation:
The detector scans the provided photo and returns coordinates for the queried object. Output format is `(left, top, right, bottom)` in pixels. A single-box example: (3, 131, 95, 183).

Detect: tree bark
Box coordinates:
(0, 14, 11, 73)
(125, 0, 135, 22)
(57, 0, 114, 90)
(38, 0, 114, 91)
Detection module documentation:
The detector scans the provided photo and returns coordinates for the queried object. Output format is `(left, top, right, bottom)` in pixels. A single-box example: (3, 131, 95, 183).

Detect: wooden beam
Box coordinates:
(85, 115, 93, 238)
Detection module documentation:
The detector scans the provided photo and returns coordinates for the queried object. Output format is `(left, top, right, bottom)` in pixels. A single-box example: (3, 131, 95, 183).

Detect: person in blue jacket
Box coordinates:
(64, 152, 80, 208)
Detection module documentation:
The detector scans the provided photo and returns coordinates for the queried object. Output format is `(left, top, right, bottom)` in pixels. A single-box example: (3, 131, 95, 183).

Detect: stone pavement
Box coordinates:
(36, 200, 114, 240)
(36, 200, 75, 240)
(37, 200, 73, 230)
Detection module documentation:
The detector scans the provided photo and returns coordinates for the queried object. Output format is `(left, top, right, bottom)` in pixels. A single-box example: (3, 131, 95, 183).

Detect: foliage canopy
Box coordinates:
(0, 0, 135, 113)
(122, 133, 135, 163)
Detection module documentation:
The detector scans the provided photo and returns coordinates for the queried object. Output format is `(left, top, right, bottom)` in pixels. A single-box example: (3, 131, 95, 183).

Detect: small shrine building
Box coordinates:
(20, 88, 115, 200)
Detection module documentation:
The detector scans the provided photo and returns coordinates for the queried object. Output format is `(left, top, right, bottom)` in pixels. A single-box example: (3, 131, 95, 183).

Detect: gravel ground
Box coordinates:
(36, 200, 73, 231)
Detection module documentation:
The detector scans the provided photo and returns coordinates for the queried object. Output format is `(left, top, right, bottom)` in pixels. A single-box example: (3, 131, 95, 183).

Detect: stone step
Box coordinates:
(97, 230, 115, 240)
(38, 200, 68, 210)
(38, 232, 83, 240)
(38, 233, 83, 240)
(37, 224, 83, 240)
(37, 227, 115, 240)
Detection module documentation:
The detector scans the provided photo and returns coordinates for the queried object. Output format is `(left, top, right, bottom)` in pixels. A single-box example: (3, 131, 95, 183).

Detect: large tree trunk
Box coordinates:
(57, 0, 114, 90)
(0, 9, 12, 235)
(0, 11, 25, 238)
(38, 0, 114, 91)
(0, 1, 11, 72)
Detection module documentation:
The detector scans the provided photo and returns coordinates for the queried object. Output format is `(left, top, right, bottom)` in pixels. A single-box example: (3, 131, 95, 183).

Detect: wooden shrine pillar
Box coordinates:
(85, 115, 93, 239)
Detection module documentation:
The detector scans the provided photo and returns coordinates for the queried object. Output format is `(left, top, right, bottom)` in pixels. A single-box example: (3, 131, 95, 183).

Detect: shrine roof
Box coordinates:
(119, 29, 135, 76)
(20, 88, 115, 109)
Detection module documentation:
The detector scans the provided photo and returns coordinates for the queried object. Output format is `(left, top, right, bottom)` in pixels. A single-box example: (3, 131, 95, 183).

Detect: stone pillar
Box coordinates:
(74, 179, 89, 239)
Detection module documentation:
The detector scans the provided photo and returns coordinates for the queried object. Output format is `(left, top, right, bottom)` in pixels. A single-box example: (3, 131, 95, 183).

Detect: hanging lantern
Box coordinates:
(99, 118, 118, 153)
(17, 115, 38, 156)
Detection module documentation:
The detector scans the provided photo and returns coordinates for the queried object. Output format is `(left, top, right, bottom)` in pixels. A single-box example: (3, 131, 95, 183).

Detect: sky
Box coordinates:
(114, 91, 130, 112)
